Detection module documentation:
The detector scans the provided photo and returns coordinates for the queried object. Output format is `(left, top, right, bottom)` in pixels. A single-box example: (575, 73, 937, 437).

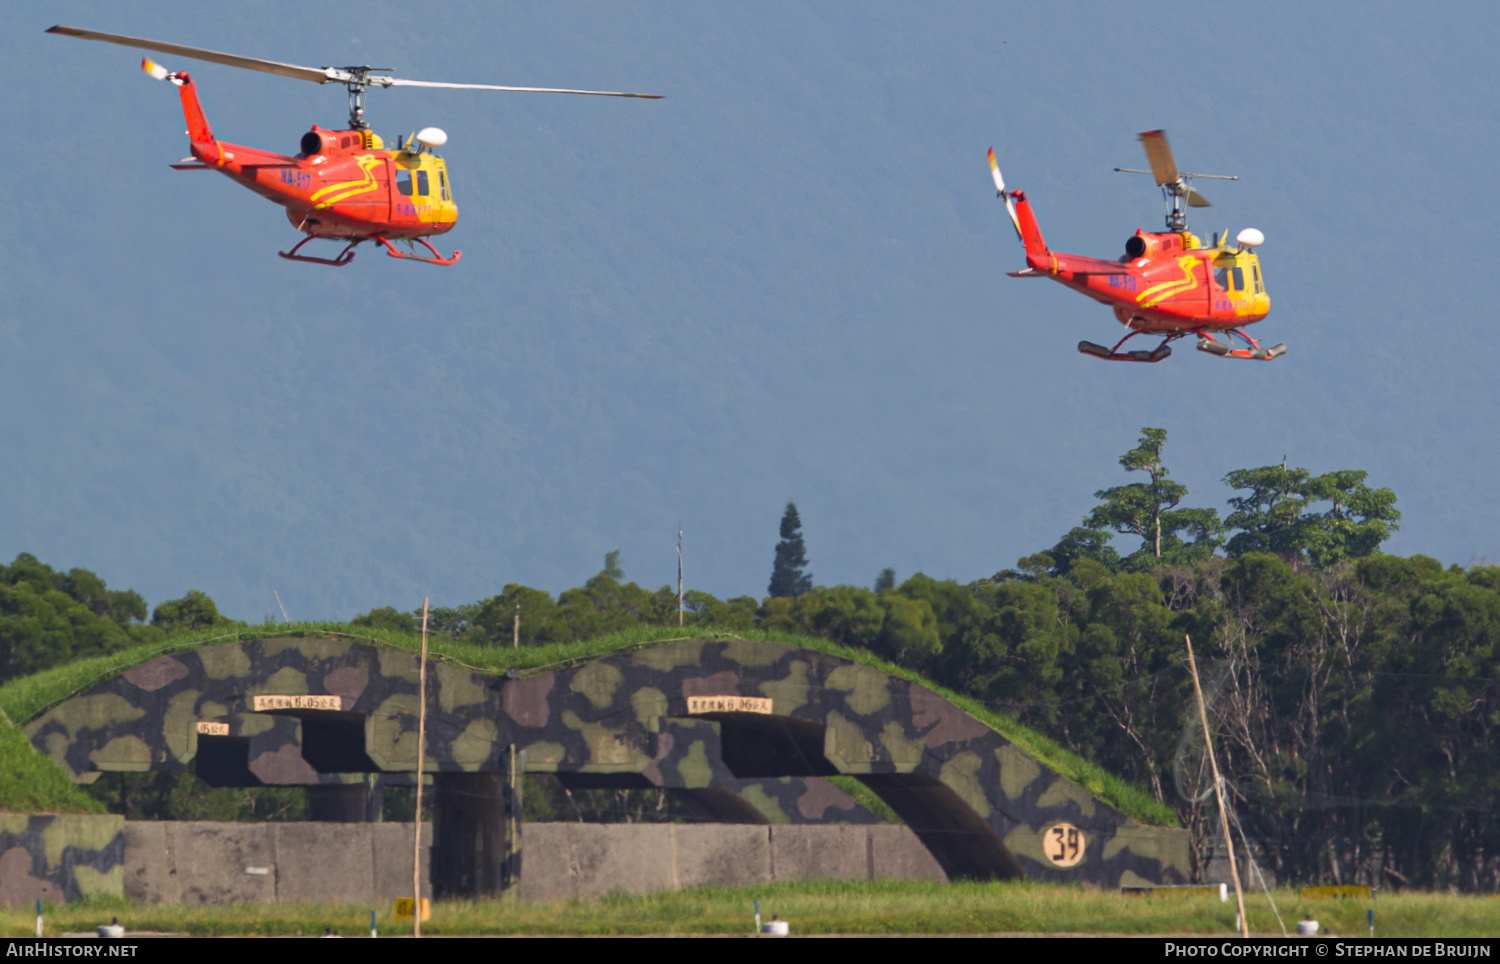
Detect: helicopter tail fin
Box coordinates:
(1008, 190, 1052, 269)
(143, 58, 215, 149)
(174, 74, 215, 147)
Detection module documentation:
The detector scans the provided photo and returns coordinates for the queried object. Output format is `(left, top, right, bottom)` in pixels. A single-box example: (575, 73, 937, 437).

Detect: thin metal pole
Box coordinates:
(677, 525, 684, 627)
(513, 602, 519, 649)
(1186, 634, 1248, 937)
(412, 597, 429, 938)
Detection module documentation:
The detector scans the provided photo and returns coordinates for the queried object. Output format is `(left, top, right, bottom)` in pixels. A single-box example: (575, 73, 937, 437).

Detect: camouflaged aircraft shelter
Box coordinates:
(26, 634, 1190, 893)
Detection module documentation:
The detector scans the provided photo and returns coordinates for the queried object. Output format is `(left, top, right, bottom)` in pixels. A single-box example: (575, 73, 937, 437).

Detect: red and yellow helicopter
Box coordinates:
(48, 26, 661, 266)
(987, 131, 1282, 361)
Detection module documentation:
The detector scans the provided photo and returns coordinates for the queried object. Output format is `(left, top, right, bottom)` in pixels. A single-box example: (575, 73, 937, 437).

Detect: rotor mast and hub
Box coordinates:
(1114, 130, 1236, 233)
(329, 67, 394, 130)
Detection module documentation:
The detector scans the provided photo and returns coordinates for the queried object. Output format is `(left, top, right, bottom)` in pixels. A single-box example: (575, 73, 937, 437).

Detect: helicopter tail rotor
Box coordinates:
(138, 55, 215, 147)
(987, 146, 1006, 195)
(987, 147, 1023, 240)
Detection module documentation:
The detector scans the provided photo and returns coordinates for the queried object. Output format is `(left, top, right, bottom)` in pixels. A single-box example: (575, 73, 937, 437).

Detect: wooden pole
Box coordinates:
(506, 742, 520, 899)
(413, 597, 430, 938)
(1186, 634, 1248, 937)
(512, 602, 519, 649)
(677, 525, 684, 628)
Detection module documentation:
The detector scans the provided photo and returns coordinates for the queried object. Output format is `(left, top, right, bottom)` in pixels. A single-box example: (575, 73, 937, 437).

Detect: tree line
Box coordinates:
(3, 428, 1495, 890)
(0, 554, 236, 683)
(349, 431, 1487, 891)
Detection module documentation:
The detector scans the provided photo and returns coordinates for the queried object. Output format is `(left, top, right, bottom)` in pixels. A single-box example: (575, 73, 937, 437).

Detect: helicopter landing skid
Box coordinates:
(1078, 331, 1177, 363)
(278, 236, 359, 266)
(375, 236, 462, 266)
(1196, 330, 1286, 360)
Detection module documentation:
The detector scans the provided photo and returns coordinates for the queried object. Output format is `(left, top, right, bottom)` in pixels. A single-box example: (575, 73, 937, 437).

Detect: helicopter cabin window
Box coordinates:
(1231, 267, 1245, 291)
(1253, 264, 1264, 294)
(416, 170, 430, 197)
(396, 168, 413, 196)
(1213, 266, 1230, 290)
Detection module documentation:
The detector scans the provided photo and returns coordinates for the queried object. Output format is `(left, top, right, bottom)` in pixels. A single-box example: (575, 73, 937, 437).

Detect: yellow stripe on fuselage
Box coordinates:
(1136, 256, 1199, 308)
(310, 155, 382, 209)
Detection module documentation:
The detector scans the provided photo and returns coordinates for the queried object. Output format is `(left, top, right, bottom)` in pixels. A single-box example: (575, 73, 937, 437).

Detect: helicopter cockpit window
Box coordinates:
(1213, 266, 1230, 290)
(396, 169, 413, 197)
(1231, 267, 1245, 291)
(440, 170, 450, 201)
(1253, 264, 1264, 294)
(416, 170, 430, 197)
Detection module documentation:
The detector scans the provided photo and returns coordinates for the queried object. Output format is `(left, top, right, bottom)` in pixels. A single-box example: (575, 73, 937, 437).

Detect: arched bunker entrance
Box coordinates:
(26, 635, 1188, 894)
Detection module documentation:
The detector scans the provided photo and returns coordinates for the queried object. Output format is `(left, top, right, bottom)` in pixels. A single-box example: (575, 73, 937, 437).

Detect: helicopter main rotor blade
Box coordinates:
(1137, 129, 1180, 187)
(383, 78, 661, 98)
(48, 26, 662, 99)
(47, 25, 337, 84)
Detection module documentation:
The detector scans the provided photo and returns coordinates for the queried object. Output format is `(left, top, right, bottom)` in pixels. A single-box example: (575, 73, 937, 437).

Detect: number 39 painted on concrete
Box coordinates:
(1045, 822, 1086, 867)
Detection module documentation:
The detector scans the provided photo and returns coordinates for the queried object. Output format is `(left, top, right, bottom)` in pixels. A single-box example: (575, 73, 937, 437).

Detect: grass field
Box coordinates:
(5, 881, 1496, 938)
(0, 624, 1175, 825)
(0, 710, 102, 814)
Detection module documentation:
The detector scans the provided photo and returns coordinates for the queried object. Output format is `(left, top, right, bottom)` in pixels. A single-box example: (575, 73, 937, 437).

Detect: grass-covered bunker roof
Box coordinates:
(3, 624, 1182, 887)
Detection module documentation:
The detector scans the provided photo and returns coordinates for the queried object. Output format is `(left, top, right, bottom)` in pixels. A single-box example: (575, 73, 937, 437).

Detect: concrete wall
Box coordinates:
(123, 821, 430, 905)
(519, 823, 945, 902)
(120, 821, 944, 904)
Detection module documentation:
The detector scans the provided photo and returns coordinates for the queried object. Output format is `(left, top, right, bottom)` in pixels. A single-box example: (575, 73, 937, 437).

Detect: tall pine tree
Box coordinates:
(768, 502, 813, 597)
(1083, 427, 1223, 568)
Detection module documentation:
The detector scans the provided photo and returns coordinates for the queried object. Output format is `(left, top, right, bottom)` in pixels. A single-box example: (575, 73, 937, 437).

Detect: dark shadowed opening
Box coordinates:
(858, 773, 1024, 881)
(293, 711, 379, 773)
(306, 784, 370, 822)
(555, 772, 654, 790)
(548, 774, 767, 824)
(194, 736, 261, 787)
(703, 713, 839, 778)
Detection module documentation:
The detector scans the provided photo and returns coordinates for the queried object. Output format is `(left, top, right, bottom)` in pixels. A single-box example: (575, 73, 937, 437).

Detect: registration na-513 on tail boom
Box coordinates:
(988, 131, 1282, 362)
(48, 25, 660, 266)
